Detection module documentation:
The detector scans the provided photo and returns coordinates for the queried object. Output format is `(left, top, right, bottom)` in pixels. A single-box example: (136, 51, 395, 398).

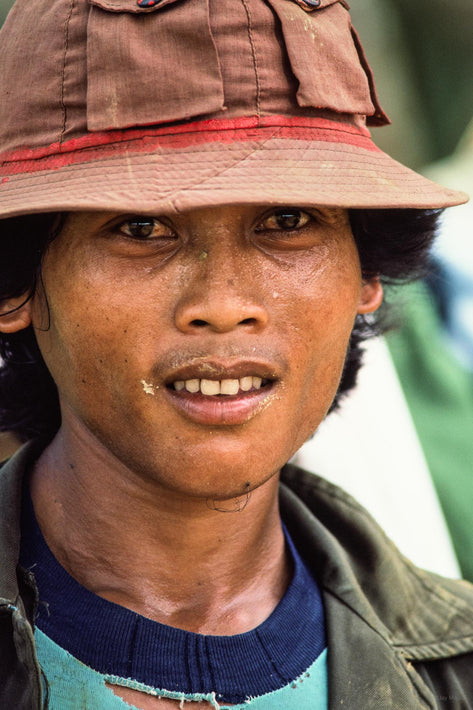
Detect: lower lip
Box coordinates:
(165, 385, 276, 426)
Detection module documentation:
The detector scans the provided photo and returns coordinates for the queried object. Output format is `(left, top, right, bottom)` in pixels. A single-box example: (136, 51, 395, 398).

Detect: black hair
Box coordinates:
(0, 214, 63, 442)
(0, 208, 442, 442)
(330, 208, 441, 413)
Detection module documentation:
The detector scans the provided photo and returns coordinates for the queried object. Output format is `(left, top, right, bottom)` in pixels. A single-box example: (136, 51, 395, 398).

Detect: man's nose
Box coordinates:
(174, 253, 269, 334)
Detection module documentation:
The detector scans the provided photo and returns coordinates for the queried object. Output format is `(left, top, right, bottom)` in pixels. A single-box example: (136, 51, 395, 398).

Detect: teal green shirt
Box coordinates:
(36, 628, 328, 709)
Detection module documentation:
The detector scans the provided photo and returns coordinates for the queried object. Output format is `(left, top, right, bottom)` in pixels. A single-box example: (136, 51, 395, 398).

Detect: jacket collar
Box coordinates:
(0, 440, 45, 604)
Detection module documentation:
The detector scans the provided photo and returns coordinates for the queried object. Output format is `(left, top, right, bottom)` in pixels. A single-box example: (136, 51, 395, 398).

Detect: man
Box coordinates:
(0, 0, 472, 708)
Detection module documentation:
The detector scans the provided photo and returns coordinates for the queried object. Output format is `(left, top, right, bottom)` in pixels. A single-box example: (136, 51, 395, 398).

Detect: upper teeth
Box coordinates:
(173, 376, 264, 395)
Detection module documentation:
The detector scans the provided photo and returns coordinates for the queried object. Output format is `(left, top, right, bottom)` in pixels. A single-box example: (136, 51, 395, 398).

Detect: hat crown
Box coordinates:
(0, 0, 387, 153)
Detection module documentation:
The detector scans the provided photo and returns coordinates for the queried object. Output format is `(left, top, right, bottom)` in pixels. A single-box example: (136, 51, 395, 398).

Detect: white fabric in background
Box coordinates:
(292, 336, 460, 578)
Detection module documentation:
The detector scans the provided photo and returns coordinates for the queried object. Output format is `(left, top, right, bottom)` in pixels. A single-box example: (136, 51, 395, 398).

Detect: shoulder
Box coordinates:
(280, 463, 473, 668)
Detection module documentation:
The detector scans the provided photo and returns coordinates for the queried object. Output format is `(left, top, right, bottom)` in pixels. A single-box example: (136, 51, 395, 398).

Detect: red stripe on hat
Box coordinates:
(0, 116, 379, 176)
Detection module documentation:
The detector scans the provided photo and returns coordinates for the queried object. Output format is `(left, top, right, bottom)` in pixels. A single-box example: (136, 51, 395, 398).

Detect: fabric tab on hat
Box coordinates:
(266, 0, 388, 124)
(87, 0, 225, 131)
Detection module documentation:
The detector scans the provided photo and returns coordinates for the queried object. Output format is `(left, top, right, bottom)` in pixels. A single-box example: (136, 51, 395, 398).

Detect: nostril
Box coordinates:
(177, 304, 269, 334)
(189, 317, 258, 328)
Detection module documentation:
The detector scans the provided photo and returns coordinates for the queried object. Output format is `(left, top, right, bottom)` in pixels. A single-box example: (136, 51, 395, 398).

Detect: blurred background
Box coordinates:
(1, 0, 472, 578)
(352, 0, 473, 169)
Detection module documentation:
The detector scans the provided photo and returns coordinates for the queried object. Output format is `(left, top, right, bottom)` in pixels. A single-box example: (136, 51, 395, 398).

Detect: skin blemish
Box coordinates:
(198, 250, 208, 261)
(140, 379, 158, 396)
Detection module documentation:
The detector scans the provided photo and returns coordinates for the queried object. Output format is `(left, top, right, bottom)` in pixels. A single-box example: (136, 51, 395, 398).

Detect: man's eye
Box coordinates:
(118, 217, 175, 240)
(256, 209, 312, 232)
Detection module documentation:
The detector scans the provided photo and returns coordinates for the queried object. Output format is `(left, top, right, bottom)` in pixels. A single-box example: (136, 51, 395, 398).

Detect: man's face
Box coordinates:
(31, 205, 381, 499)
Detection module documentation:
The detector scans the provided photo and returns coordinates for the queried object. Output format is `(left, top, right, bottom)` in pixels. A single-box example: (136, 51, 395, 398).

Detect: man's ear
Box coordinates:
(357, 277, 383, 315)
(0, 294, 33, 333)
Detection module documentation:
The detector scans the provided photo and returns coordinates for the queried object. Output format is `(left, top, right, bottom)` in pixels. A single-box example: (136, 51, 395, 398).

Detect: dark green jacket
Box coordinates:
(2, 442, 473, 709)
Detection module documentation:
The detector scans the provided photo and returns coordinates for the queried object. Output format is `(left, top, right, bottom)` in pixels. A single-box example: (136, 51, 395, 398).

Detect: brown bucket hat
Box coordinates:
(0, 0, 467, 218)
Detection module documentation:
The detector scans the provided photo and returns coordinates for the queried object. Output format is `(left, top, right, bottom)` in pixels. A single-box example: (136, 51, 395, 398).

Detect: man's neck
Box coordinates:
(29, 427, 291, 636)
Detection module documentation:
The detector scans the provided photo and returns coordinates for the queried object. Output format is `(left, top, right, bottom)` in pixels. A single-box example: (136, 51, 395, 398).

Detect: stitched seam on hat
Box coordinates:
(1, 140, 385, 178)
(167, 142, 276, 208)
(240, 0, 261, 117)
(59, 0, 75, 146)
(207, 0, 225, 102)
(2, 155, 428, 185)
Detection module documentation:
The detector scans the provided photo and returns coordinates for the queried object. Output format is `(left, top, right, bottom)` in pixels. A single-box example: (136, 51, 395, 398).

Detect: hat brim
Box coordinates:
(0, 119, 468, 218)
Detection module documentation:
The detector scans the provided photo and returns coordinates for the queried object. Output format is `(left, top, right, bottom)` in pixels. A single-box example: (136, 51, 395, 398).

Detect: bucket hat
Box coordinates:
(0, 0, 467, 218)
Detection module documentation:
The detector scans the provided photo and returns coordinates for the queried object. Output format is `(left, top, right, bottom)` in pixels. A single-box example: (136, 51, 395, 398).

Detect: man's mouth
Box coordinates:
(160, 360, 279, 425)
(170, 376, 269, 396)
